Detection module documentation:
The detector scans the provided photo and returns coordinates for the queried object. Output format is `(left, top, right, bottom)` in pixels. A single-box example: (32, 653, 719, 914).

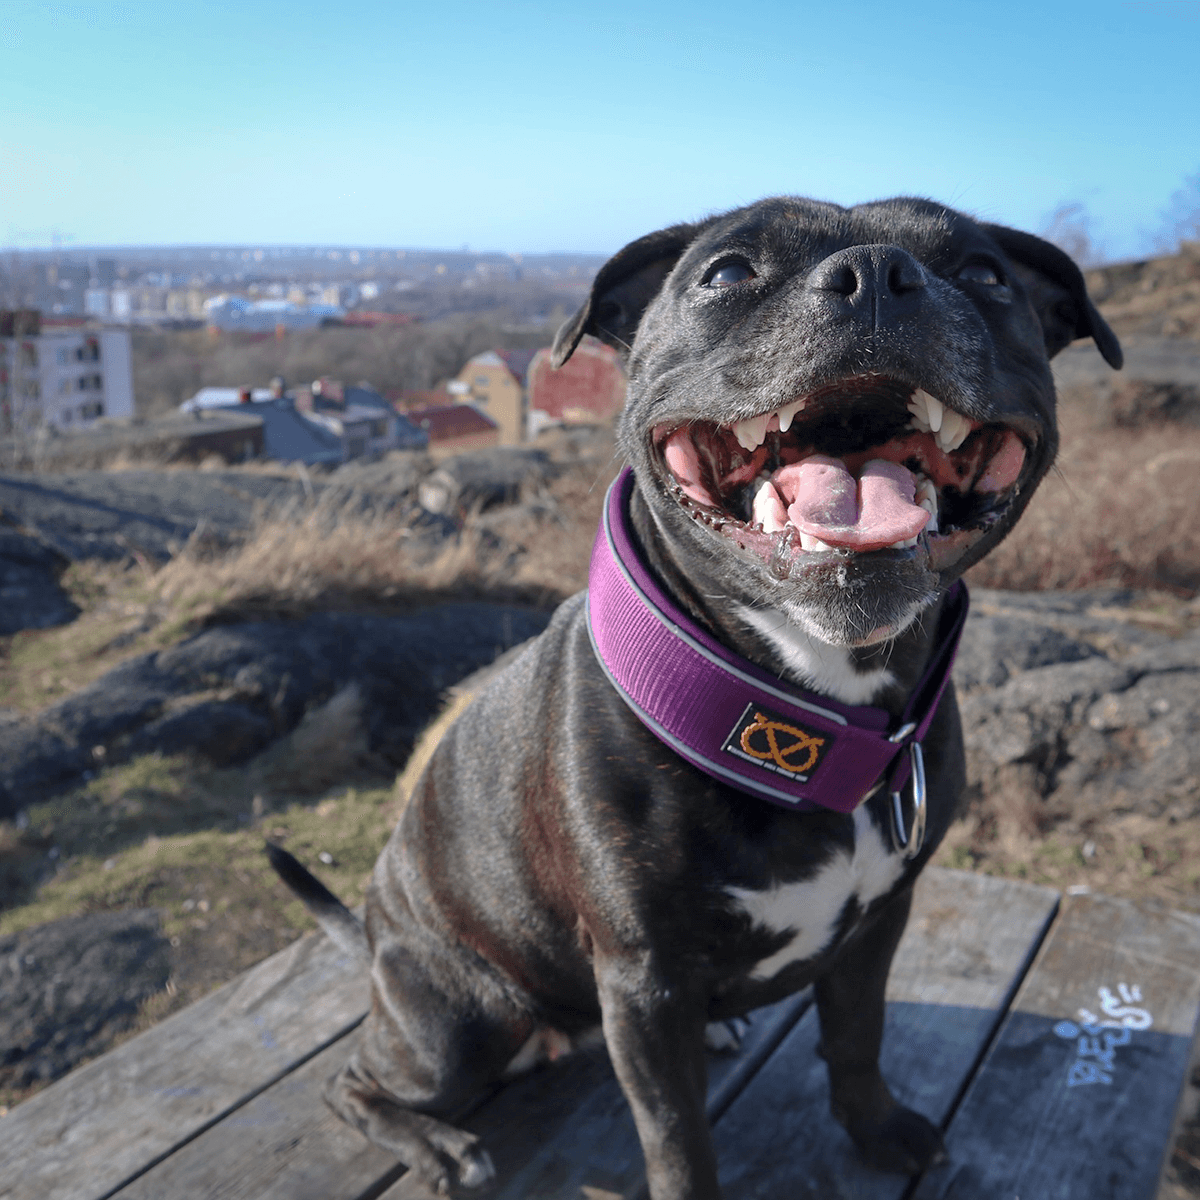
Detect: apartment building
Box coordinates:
(0, 311, 135, 432)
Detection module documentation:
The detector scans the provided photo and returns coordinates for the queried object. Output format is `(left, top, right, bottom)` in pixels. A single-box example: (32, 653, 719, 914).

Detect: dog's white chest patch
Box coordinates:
(736, 605, 894, 705)
(727, 805, 905, 981)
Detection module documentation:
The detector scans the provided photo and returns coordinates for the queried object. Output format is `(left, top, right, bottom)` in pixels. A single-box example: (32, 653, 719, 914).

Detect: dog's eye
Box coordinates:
(705, 261, 755, 287)
(956, 262, 1004, 287)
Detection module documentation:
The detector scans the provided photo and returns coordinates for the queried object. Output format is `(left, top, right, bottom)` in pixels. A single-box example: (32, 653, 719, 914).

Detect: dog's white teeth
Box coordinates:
(909, 389, 971, 452)
(914, 473, 937, 509)
(887, 535, 920, 550)
(906, 389, 931, 433)
(935, 408, 971, 453)
(733, 413, 770, 452)
(919, 389, 944, 433)
(914, 473, 939, 533)
(753, 479, 788, 533)
(799, 532, 834, 552)
(775, 398, 805, 433)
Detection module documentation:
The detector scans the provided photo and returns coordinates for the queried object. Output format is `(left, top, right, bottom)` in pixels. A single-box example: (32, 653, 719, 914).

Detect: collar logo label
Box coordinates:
(723, 702, 831, 779)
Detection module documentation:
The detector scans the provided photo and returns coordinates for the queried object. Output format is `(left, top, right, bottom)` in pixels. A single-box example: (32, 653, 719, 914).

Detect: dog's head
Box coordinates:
(555, 196, 1121, 649)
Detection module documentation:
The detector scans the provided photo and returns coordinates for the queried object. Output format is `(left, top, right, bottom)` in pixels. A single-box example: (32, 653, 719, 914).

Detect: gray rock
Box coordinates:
(126, 699, 278, 766)
(0, 529, 79, 635)
(955, 591, 1200, 821)
(954, 613, 1101, 695)
(418, 448, 557, 517)
(0, 603, 552, 816)
(0, 909, 169, 1089)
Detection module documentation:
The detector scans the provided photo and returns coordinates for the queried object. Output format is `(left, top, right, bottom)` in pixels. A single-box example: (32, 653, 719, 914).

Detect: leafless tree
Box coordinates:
(1156, 169, 1200, 252)
(1040, 202, 1105, 267)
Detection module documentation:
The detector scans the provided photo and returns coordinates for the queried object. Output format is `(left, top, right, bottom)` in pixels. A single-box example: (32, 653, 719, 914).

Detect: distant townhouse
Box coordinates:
(526, 336, 625, 435)
(297, 380, 427, 459)
(452, 350, 536, 445)
(0, 310, 134, 433)
(450, 341, 624, 444)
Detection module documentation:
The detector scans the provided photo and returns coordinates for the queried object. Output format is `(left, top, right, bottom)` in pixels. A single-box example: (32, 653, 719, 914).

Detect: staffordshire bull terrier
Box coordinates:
(270, 195, 1121, 1198)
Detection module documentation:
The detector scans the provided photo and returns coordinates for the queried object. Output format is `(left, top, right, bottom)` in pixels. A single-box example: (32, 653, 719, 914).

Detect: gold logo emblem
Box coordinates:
(737, 711, 825, 774)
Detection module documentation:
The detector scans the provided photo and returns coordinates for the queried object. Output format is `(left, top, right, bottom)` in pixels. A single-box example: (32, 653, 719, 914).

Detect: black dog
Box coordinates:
(270, 196, 1121, 1199)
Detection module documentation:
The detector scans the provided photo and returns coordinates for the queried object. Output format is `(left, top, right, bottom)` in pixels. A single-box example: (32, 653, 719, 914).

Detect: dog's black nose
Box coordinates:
(808, 245, 928, 328)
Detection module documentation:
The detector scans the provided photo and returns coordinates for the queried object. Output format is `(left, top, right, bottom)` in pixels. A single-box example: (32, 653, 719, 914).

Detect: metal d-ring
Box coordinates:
(890, 742, 926, 860)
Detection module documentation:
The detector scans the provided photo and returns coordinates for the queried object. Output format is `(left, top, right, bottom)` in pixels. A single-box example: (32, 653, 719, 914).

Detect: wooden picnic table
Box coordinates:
(4, 867, 1199, 1200)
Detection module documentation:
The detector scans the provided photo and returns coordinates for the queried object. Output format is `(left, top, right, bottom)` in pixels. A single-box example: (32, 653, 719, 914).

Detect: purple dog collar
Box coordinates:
(585, 468, 967, 829)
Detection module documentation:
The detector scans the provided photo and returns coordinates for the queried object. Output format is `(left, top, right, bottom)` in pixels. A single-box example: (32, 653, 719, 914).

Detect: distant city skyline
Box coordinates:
(3, 0, 1198, 261)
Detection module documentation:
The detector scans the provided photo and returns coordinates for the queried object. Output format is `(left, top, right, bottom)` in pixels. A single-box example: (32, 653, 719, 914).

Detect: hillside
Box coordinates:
(5, 240, 1200, 1197)
(1085, 241, 1200, 340)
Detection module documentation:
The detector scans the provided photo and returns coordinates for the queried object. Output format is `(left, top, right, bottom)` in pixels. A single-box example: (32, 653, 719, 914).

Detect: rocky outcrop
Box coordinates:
(0, 604, 551, 818)
(417, 448, 558, 518)
(0, 909, 170, 1089)
(955, 589, 1200, 826)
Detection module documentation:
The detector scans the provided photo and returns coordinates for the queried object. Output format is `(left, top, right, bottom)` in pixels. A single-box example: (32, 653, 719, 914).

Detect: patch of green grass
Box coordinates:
(0, 563, 168, 713)
(1032, 838, 1087, 872)
(0, 781, 394, 940)
(0, 750, 400, 1045)
(938, 844, 977, 871)
(0, 760, 398, 1112)
(1, 746, 399, 931)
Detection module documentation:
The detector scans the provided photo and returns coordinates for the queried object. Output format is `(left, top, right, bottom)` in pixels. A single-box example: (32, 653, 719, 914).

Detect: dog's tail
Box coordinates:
(265, 842, 370, 964)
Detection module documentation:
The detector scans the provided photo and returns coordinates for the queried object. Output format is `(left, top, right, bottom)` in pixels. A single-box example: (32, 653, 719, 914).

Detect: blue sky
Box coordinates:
(2, 0, 1197, 258)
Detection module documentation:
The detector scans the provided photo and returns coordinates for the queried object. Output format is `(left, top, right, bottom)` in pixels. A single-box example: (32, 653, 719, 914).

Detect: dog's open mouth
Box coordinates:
(653, 376, 1031, 569)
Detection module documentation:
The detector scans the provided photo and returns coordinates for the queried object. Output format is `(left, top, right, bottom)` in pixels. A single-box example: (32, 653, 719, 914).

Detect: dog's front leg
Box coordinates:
(815, 886, 946, 1174)
(595, 950, 721, 1200)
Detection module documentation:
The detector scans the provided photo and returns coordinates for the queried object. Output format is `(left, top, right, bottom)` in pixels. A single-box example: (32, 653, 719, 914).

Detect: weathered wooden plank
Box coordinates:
(0, 929, 369, 1200)
(111, 1028, 404, 1200)
(711, 868, 1060, 1200)
(913, 891, 1200, 1200)
(110, 983, 809, 1200)
(378, 867, 1056, 1200)
(406, 991, 813, 1200)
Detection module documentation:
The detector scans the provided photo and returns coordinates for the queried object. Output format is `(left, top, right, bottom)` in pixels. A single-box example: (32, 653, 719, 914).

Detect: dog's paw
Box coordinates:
(704, 1017, 749, 1054)
(426, 1128, 495, 1192)
(456, 1147, 496, 1189)
(839, 1103, 947, 1175)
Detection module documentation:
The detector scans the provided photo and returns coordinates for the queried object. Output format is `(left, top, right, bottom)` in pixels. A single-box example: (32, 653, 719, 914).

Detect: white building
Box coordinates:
(0, 322, 135, 432)
(202, 295, 342, 333)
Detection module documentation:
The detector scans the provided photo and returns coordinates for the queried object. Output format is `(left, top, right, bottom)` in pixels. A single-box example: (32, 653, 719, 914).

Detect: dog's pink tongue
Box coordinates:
(778, 456, 930, 550)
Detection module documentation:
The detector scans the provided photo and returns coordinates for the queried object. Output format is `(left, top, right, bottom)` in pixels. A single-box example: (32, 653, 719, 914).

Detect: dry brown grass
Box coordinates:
(248, 684, 376, 795)
(935, 802, 1200, 916)
(151, 437, 619, 625)
(967, 408, 1200, 596)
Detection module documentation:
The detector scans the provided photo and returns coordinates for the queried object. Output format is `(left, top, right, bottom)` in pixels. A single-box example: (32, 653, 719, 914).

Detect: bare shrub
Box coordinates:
(1041, 201, 1106, 268)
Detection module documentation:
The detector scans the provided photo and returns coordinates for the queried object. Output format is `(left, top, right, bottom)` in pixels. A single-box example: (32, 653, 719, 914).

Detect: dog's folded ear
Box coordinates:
(983, 224, 1123, 370)
(551, 222, 701, 367)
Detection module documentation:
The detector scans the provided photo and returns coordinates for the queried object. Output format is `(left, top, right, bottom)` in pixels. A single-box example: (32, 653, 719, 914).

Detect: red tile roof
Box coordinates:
(407, 403, 499, 441)
(339, 311, 418, 328)
(395, 387, 453, 409)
